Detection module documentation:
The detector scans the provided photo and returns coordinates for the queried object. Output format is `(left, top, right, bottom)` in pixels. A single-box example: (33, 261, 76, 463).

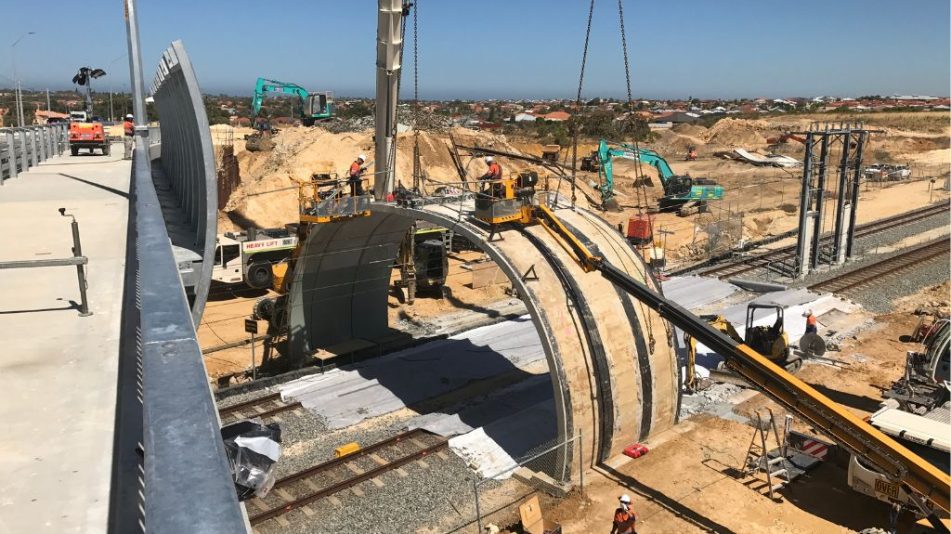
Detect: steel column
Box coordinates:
(831, 130, 851, 263)
(809, 133, 830, 269)
(845, 132, 867, 259)
(794, 132, 815, 278)
(373, 0, 405, 200)
(18, 129, 28, 170)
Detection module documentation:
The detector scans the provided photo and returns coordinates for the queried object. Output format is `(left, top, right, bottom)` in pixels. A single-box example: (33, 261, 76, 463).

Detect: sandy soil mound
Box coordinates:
(703, 118, 770, 147)
(219, 126, 583, 232)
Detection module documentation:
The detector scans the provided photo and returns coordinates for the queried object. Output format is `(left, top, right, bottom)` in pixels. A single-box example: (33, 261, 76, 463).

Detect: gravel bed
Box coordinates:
(828, 254, 949, 313)
(249, 411, 481, 534)
(721, 210, 949, 285)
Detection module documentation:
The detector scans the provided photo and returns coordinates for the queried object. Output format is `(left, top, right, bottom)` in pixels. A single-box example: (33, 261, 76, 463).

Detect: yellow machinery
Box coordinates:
(474, 171, 541, 237)
(492, 197, 950, 526)
(298, 174, 372, 225)
(684, 304, 795, 392)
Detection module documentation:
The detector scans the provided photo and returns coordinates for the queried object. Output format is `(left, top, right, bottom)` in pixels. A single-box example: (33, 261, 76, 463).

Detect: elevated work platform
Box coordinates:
(0, 145, 129, 533)
(286, 197, 680, 477)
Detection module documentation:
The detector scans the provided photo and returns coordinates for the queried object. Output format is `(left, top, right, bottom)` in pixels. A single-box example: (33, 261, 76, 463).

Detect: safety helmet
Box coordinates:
(619, 494, 631, 504)
(125, 114, 133, 119)
(358, 154, 366, 162)
(484, 156, 494, 163)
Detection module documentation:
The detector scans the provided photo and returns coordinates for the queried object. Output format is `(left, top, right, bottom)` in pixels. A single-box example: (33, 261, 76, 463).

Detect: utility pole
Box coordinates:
(11, 31, 36, 127)
(46, 88, 51, 112)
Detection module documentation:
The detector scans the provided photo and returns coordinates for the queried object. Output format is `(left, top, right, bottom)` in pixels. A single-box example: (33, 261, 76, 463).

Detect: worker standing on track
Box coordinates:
(348, 154, 367, 196)
(478, 156, 503, 197)
(610, 494, 637, 534)
(804, 309, 818, 335)
(123, 114, 134, 160)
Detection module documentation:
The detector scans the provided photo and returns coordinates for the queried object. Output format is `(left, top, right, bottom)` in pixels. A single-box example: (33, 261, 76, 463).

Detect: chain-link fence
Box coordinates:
(471, 433, 584, 533)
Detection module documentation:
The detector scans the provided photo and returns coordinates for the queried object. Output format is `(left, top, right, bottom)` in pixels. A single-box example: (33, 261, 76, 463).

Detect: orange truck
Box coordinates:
(68, 120, 111, 156)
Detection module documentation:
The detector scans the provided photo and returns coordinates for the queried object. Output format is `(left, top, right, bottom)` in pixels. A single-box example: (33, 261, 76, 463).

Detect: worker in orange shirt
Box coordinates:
(804, 309, 818, 335)
(611, 494, 637, 534)
(479, 156, 503, 197)
(122, 114, 134, 160)
(348, 154, 368, 196)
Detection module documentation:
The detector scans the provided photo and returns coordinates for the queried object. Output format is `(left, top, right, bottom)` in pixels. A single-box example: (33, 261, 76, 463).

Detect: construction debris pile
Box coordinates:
(320, 109, 454, 134)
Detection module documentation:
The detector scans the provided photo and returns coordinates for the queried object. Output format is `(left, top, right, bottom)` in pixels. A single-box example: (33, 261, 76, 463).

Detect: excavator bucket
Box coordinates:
(633, 175, 655, 188)
(602, 196, 621, 212)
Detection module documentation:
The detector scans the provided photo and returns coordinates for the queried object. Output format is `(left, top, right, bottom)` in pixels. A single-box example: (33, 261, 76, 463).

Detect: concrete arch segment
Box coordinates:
(286, 200, 678, 476)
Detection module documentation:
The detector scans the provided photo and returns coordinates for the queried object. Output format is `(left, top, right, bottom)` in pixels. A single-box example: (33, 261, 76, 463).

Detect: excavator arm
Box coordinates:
(597, 140, 676, 198)
(533, 203, 950, 524)
(251, 77, 312, 118)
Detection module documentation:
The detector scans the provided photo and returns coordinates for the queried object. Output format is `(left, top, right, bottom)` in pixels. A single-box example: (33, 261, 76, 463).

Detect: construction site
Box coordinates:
(1, 1, 949, 533)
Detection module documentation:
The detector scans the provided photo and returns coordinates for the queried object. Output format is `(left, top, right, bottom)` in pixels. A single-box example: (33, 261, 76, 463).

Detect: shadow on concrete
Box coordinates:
(598, 463, 740, 534)
(443, 287, 517, 320)
(58, 173, 129, 199)
(0, 298, 82, 315)
(808, 383, 882, 413)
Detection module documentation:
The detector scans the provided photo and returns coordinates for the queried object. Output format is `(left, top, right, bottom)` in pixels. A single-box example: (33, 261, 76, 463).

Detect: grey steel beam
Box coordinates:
(794, 132, 814, 278)
(809, 133, 830, 270)
(845, 131, 867, 259)
(832, 130, 851, 264)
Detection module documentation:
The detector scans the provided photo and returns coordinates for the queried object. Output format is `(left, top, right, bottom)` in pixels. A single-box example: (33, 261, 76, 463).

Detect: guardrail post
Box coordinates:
(4, 130, 16, 181)
(45, 126, 53, 158)
(18, 129, 28, 171)
(29, 128, 38, 167)
(39, 126, 48, 162)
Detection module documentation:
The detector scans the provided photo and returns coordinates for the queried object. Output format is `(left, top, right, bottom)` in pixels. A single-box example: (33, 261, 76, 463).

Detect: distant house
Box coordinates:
(514, 112, 536, 122)
(540, 111, 570, 122)
(34, 109, 70, 124)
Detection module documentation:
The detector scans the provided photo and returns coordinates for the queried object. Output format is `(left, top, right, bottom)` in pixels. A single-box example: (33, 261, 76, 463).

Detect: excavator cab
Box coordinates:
(745, 303, 790, 363)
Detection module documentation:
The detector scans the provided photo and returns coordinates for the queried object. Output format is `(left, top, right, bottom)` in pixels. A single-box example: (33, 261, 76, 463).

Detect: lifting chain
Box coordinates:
(568, 0, 597, 209)
(412, 0, 421, 191)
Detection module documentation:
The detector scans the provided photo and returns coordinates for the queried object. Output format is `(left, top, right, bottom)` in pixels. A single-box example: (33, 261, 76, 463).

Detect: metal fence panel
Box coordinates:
(150, 40, 217, 325)
(0, 124, 68, 184)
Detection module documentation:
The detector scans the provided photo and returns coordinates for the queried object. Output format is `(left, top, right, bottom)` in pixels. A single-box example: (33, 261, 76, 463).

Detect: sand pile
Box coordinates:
(219, 126, 577, 232)
(703, 118, 770, 147)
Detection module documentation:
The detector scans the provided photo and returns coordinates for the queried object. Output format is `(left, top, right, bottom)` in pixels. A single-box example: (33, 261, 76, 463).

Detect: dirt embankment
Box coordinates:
(214, 111, 949, 264)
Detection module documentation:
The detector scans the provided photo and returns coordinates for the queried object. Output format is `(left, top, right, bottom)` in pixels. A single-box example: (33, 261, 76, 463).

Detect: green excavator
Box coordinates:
(250, 77, 334, 126)
(586, 139, 725, 215)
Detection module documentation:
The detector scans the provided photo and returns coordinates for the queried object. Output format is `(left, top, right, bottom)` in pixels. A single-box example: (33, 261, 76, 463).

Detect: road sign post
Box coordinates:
(245, 318, 258, 380)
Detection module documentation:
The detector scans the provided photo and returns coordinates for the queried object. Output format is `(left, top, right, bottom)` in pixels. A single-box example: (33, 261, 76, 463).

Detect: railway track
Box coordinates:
(691, 203, 949, 280)
(808, 237, 950, 295)
(217, 393, 303, 425)
(247, 428, 448, 526)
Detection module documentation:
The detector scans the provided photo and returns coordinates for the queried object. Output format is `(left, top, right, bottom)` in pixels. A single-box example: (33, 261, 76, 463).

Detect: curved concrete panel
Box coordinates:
(287, 199, 678, 477)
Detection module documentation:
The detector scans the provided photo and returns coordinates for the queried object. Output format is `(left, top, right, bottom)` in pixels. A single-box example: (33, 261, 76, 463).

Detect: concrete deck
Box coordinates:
(0, 144, 129, 533)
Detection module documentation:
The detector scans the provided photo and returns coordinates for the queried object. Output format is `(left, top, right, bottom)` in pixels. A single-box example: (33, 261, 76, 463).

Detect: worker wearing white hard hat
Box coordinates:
(478, 155, 503, 197)
(122, 114, 135, 160)
(611, 494, 637, 534)
(804, 309, 817, 334)
(348, 154, 369, 196)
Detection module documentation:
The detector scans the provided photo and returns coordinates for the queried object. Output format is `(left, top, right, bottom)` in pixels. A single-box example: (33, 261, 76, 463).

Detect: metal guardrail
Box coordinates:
(110, 8, 246, 529)
(151, 40, 217, 325)
(0, 123, 68, 184)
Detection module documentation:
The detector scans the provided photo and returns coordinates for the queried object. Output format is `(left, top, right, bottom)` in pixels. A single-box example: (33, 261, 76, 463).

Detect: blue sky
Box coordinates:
(3, 0, 949, 99)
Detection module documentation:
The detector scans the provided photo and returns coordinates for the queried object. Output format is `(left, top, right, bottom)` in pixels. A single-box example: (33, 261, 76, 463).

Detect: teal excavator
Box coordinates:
(251, 77, 334, 126)
(591, 139, 724, 215)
